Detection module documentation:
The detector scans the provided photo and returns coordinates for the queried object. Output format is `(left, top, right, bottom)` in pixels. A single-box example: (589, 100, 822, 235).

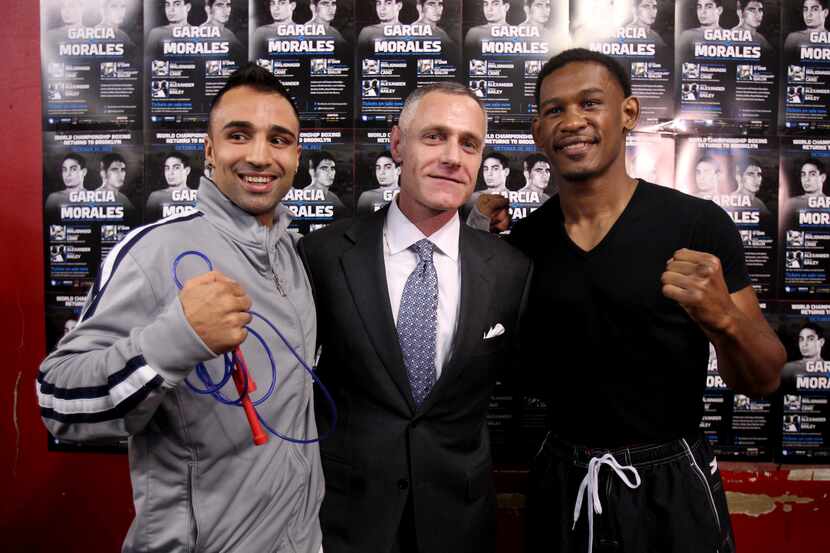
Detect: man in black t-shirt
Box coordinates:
(475, 48, 784, 553)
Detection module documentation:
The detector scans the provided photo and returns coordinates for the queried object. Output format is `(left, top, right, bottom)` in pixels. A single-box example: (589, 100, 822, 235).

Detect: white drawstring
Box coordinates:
(572, 453, 642, 553)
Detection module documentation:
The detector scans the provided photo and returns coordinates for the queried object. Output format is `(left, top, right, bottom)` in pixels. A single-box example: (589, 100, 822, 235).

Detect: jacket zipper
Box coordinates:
(272, 271, 287, 297)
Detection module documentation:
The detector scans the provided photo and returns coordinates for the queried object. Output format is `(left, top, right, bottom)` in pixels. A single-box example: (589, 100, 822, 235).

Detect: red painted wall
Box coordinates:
(1, 2, 826, 552)
(0, 3, 133, 551)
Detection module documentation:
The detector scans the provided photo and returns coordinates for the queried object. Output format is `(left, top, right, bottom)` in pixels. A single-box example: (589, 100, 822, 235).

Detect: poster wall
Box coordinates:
(37, 1, 830, 462)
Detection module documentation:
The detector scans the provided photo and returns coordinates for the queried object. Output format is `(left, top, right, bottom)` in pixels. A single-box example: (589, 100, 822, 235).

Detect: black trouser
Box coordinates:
(527, 433, 735, 553)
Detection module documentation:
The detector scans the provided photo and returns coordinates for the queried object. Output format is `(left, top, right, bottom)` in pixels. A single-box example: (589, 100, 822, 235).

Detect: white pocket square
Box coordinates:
(483, 323, 505, 340)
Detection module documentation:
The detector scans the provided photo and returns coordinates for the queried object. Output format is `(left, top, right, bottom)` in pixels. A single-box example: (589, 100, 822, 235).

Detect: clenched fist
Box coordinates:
(661, 248, 737, 334)
(476, 193, 511, 233)
(180, 271, 253, 354)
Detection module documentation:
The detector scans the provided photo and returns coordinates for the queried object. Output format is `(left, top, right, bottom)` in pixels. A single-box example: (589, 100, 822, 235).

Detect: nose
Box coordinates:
(440, 140, 462, 167)
(560, 106, 588, 132)
(246, 136, 270, 168)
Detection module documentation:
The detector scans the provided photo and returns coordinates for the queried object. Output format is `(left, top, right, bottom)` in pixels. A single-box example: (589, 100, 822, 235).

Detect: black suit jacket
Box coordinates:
(299, 207, 532, 553)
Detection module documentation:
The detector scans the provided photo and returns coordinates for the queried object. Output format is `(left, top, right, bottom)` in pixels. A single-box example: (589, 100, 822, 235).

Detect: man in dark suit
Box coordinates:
(299, 83, 532, 553)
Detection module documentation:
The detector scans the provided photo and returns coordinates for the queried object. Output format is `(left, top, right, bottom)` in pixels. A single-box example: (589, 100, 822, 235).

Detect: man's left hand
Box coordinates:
(661, 248, 737, 334)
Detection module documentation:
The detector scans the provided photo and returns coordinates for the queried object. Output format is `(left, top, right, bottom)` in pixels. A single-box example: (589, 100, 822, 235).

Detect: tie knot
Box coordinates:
(412, 239, 434, 262)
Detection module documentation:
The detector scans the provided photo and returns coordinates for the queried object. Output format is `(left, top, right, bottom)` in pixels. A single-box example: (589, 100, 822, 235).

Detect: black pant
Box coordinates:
(527, 433, 735, 553)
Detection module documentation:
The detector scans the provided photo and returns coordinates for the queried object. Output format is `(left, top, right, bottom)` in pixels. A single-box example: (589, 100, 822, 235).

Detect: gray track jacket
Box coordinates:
(37, 178, 324, 553)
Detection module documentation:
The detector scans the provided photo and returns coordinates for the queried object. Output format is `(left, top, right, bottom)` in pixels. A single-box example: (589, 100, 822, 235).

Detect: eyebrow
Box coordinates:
(539, 87, 606, 109)
(221, 120, 297, 140)
(421, 125, 483, 142)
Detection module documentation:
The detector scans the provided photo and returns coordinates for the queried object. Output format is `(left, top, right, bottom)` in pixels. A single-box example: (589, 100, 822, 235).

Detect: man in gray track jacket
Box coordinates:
(37, 65, 324, 553)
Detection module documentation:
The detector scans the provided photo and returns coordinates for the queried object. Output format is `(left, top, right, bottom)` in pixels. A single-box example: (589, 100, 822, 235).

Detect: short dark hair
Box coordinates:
(164, 152, 190, 169)
(208, 63, 299, 131)
(802, 157, 827, 175)
(101, 153, 126, 171)
(800, 321, 825, 341)
(736, 0, 764, 10)
(308, 151, 336, 170)
(523, 152, 549, 171)
(735, 156, 762, 175)
(707, 0, 724, 7)
(62, 153, 86, 170)
(483, 151, 510, 168)
(803, 0, 828, 9)
(375, 150, 399, 166)
(695, 155, 720, 173)
(534, 48, 631, 109)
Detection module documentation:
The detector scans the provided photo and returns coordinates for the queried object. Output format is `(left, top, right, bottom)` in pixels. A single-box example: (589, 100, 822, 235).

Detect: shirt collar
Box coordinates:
(385, 197, 460, 261)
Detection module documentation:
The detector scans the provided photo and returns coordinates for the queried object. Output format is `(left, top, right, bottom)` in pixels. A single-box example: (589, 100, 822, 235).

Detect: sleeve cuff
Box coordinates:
(138, 297, 218, 385)
(466, 204, 491, 231)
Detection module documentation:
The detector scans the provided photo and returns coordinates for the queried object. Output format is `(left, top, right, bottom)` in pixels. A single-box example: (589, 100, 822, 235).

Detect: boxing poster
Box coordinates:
(43, 131, 143, 282)
(675, 0, 779, 132)
(572, 0, 675, 129)
(145, 0, 247, 127)
(625, 131, 675, 188)
(41, 0, 142, 129)
(43, 130, 144, 427)
(355, 0, 460, 126)
(675, 136, 778, 298)
(144, 129, 205, 222)
(354, 129, 400, 215)
(781, 0, 830, 132)
(281, 129, 354, 234)
(702, 334, 774, 460)
(778, 138, 830, 298)
(460, 129, 552, 229)
(252, 0, 354, 126)
(463, 0, 567, 124)
(771, 303, 830, 462)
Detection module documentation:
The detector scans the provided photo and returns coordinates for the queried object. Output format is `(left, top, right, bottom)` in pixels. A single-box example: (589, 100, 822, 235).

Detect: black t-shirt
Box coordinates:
(509, 180, 750, 447)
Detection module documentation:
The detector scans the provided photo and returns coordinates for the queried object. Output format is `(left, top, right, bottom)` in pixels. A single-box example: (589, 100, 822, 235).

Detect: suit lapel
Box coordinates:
(340, 208, 416, 413)
(420, 224, 492, 413)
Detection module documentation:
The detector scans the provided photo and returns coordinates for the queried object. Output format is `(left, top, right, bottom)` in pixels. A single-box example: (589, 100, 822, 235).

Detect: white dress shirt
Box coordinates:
(383, 199, 461, 378)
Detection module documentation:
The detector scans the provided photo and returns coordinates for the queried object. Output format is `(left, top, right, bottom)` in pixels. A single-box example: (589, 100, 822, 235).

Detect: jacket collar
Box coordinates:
(196, 176, 294, 247)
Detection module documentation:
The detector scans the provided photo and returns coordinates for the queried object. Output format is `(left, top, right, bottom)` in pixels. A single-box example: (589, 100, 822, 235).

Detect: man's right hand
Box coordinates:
(476, 193, 511, 233)
(180, 271, 253, 354)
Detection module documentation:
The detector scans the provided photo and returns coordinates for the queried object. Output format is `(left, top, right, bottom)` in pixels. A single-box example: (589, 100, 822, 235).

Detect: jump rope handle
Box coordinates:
(231, 347, 269, 446)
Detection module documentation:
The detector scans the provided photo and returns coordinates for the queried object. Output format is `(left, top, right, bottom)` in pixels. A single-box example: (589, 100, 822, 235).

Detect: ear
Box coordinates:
(531, 116, 543, 149)
(295, 143, 302, 172)
(390, 125, 404, 163)
(204, 135, 214, 167)
(621, 96, 640, 133)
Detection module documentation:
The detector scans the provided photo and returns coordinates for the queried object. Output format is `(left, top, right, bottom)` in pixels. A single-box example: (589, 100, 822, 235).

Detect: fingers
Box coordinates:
(661, 283, 696, 305)
(670, 248, 721, 268)
(477, 193, 509, 217)
(179, 269, 254, 353)
(665, 259, 714, 278)
(490, 209, 510, 233)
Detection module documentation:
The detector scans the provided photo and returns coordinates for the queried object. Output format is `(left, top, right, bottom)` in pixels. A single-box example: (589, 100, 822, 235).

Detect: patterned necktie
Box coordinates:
(397, 239, 438, 407)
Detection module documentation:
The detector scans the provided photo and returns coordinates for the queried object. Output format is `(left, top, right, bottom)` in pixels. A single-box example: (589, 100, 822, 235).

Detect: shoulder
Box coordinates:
(300, 216, 357, 254)
(476, 228, 529, 263)
(512, 194, 560, 234)
(122, 211, 207, 256)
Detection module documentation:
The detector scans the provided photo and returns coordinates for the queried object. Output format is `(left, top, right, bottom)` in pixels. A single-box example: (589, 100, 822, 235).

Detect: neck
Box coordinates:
(557, 162, 637, 223)
(396, 194, 456, 237)
(256, 213, 275, 227)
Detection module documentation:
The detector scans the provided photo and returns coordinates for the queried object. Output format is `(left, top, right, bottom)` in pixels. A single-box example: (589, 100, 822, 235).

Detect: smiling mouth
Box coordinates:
(554, 137, 598, 155)
(429, 174, 464, 185)
(239, 173, 278, 192)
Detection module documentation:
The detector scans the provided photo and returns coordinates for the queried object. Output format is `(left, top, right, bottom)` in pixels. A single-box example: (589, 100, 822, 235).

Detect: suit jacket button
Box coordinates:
(397, 478, 409, 490)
